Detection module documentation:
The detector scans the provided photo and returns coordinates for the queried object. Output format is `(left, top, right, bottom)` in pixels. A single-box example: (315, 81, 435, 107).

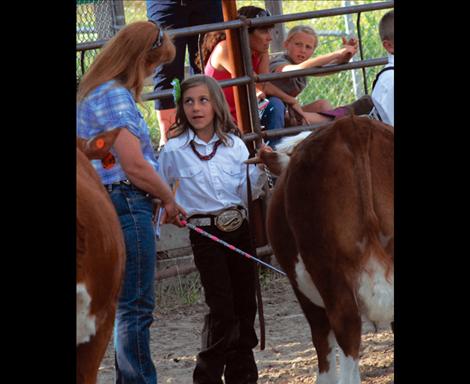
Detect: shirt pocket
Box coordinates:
(221, 164, 242, 177)
(175, 165, 203, 180)
(220, 163, 243, 192)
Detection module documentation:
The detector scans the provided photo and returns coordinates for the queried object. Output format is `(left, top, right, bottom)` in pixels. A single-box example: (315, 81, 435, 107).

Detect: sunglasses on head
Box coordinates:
(255, 9, 271, 18)
(148, 20, 164, 49)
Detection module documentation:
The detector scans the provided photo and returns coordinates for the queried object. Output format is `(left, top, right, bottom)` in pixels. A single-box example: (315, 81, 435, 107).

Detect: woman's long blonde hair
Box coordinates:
(168, 75, 240, 146)
(77, 21, 175, 104)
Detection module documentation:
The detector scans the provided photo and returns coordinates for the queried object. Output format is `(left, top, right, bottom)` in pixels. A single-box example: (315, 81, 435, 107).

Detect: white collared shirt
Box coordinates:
(158, 131, 267, 217)
(371, 54, 394, 126)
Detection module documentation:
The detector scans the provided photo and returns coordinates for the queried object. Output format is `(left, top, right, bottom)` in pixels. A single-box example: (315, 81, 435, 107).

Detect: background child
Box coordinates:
(270, 25, 358, 124)
(158, 74, 267, 384)
(370, 10, 394, 126)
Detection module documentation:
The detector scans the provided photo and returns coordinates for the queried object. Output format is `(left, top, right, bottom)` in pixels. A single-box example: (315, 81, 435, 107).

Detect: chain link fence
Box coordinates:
(76, 0, 125, 86)
(77, 0, 391, 143)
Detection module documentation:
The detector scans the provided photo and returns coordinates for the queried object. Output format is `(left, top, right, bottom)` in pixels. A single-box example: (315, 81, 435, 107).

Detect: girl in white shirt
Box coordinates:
(158, 74, 266, 384)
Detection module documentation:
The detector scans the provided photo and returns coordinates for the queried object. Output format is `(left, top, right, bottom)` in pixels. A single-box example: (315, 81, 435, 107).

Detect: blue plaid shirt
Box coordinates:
(77, 80, 159, 185)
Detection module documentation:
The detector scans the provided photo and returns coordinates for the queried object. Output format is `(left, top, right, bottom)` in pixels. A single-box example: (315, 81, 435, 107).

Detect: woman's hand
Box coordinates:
(256, 90, 266, 101)
(285, 96, 299, 106)
(257, 92, 266, 101)
(161, 199, 187, 227)
(291, 102, 307, 118)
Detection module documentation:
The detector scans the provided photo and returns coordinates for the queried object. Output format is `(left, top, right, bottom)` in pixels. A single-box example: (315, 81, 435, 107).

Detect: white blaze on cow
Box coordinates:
(250, 115, 394, 384)
(76, 128, 126, 384)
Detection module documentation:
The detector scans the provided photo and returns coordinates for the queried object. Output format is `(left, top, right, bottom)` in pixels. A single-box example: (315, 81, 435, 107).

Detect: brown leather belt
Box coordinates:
(188, 207, 247, 232)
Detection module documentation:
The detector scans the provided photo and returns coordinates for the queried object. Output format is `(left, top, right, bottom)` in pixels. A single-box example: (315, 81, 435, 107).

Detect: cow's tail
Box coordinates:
(350, 117, 392, 281)
(349, 117, 394, 324)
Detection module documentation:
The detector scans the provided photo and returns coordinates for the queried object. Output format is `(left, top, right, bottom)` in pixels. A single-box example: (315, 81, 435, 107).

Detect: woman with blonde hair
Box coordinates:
(77, 21, 187, 383)
(159, 74, 267, 384)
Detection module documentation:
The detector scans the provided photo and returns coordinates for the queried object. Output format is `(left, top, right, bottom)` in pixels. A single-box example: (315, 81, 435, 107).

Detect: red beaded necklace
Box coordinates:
(190, 139, 222, 161)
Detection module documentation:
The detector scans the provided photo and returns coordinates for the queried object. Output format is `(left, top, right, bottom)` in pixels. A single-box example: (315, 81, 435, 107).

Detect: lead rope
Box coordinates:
(246, 164, 266, 351)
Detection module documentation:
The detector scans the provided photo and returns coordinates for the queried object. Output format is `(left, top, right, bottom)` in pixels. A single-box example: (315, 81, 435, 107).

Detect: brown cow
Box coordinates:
(76, 129, 126, 384)
(252, 115, 393, 383)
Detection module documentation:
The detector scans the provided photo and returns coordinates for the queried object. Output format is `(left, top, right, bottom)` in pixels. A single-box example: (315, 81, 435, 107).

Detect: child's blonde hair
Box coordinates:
(169, 75, 240, 145)
(285, 25, 318, 50)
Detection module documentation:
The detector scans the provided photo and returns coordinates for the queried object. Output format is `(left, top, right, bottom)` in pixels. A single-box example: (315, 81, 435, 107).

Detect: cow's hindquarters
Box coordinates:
(267, 171, 344, 382)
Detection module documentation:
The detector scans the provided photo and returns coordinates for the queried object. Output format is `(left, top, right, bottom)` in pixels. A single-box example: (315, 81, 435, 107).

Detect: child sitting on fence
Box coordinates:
(369, 10, 394, 126)
(270, 25, 368, 125)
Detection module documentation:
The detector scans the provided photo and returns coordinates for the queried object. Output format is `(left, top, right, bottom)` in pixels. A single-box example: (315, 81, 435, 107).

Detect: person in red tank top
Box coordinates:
(197, 6, 307, 147)
(204, 51, 262, 123)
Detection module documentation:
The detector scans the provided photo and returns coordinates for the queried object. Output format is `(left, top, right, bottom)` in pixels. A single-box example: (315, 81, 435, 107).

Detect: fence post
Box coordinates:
(221, 1, 252, 138)
(265, 0, 285, 54)
(112, 0, 126, 32)
(343, 0, 364, 99)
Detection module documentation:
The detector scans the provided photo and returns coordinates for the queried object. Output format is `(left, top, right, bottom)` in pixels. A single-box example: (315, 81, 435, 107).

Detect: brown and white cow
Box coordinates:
(76, 129, 126, 384)
(252, 115, 393, 383)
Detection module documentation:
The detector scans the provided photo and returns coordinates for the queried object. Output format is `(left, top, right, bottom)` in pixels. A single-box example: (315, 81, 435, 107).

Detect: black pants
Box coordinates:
(190, 220, 258, 384)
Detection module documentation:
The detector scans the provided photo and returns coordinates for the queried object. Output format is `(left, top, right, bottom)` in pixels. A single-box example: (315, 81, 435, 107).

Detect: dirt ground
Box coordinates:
(97, 275, 393, 384)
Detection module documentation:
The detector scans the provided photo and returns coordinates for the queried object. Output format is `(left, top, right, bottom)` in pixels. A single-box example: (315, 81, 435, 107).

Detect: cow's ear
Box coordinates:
(84, 128, 122, 160)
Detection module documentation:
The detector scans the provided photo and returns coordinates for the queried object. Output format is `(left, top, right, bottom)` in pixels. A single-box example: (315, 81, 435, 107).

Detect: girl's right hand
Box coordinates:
(339, 37, 358, 63)
(342, 36, 358, 49)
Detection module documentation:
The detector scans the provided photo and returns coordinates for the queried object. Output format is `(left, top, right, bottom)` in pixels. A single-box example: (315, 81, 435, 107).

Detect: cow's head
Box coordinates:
(245, 131, 314, 176)
(77, 128, 122, 161)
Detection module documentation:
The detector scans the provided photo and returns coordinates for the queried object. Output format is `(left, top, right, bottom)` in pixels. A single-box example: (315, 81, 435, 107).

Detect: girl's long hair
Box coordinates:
(77, 21, 175, 104)
(195, 6, 272, 71)
(169, 75, 240, 146)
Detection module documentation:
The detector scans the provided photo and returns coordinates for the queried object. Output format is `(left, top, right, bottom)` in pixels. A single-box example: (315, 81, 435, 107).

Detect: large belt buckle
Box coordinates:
(215, 209, 243, 232)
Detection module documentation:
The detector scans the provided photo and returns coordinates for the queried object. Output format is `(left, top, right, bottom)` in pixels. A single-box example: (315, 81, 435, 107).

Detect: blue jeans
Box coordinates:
(260, 96, 286, 148)
(109, 183, 157, 384)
